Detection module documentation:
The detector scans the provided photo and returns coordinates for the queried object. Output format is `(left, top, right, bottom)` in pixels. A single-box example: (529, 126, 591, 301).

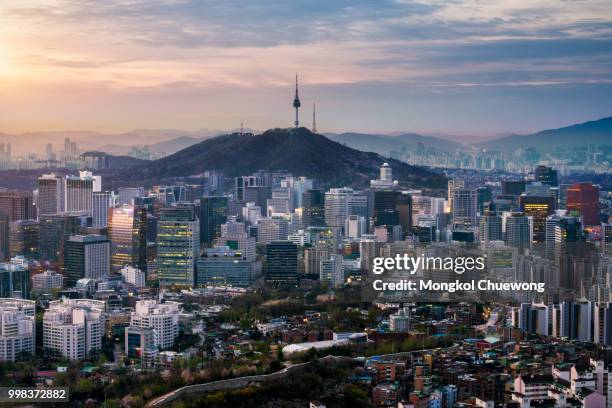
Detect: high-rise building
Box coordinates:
(0, 190, 34, 222)
(38, 212, 88, 264)
(447, 179, 465, 213)
(0, 214, 8, 261)
(320, 255, 344, 288)
(9, 220, 39, 259)
(157, 205, 200, 287)
(604, 223, 612, 256)
(200, 196, 228, 246)
(258, 216, 289, 244)
(0, 299, 35, 362)
(502, 180, 526, 196)
(108, 205, 147, 273)
(345, 215, 367, 239)
(560, 300, 592, 342)
(519, 195, 555, 243)
(594, 303, 612, 346)
(43, 298, 105, 360)
(0, 256, 30, 299)
(452, 188, 477, 227)
(517, 303, 549, 336)
(64, 171, 100, 213)
(389, 306, 411, 332)
(92, 191, 114, 228)
(534, 165, 559, 187)
(566, 182, 600, 226)
(302, 189, 325, 227)
(64, 234, 110, 286)
(504, 212, 532, 250)
(129, 300, 180, 350)
(324, 188, 350, 228)
(267, 187, 292, 216)
(124, 327, 157, 367)
(37, 173, 65, 215)
(266, 240, 298, 286)
(216, 220, 256, 261)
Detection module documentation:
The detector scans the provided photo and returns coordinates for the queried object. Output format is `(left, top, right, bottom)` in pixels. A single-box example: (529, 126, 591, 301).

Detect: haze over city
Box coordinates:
(1, 0, 612, 136)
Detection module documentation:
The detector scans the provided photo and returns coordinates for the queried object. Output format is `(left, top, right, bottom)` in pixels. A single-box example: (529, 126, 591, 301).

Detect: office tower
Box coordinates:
(447, 179, 465, 213)
(117, 187, 144, 206)
(200, 196, 228, 246)
(216, 220, 256, 261)
(242, 202, 262, 225)
(0, 256, 30, 298)
(92, 191, 114, 228)
(266, 240, 298, 285)
(324, 188, 350, 228)
(129, 299, 180, 350)
(519, 195, 555, 243)
(359, 235, 379, 271)
(108, 205, 147, 273)
(32, 270, 64, 291)
(64, 234, 110, 286)
(594, 303, 612, 346)
(37, 173, 65, 215)
(566, 182, 600, 226)
(535, 165, 559, 187)
(125, 327, 157, 367)
(65, 171, 100, 213)
(304, 244, 331, 276)
(157, 206, 200, 287)
(43, 298, 105, 360)
(9, 220, 39, 259)
(558, 183, 571, 210)
(38, 212, 88, 264)
(502, 180, 526, 196)
(119, 265, 146, 288)
(0, 214, 7, 261)
(196, 246, 260, 287)
(479, 213, 503, 243)
(302, 189, 325, 227)
(504, 212, 532, 250)
(389, 307, 411, 332)
(371, 162, 397, 190)
(345, 215, 367, 239)
(235, 173, 271, 211)
(320, 255, 344, 288)
(0, 299, 35, 362)
(517, 303, 549, 335)
(373, 190, 400, 227)
(267, 187, 292, 216)
(604, 223, 612, 256)
(560, 300, 592, 342)
(452, 188, 477, 227)
(476, 186, 492, 214)
(0, 190, 34, 222)
(258, 216, 289, 244)
(283, 176, 313, 209)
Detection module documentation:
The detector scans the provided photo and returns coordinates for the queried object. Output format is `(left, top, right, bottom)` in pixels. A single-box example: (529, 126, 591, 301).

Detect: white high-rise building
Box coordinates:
(43, 298, 105, 360)
(345, 215, 366, 239)
(0, 299, 35, 362)
(130, 300, 180, 350)
(65, 171, 100, 213)
(120, 265, 146, 288)
(92, 191, 114, 228)
(320, 255, 344, 288)
(389, 306, 410, 332)
(37, 173, 65, 215)
(325, 188, 353, 228)
(242, 202, 262, 225)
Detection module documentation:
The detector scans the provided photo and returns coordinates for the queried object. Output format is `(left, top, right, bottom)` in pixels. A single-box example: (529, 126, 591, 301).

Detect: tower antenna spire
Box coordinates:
(292, 74, 301, 128)
(312, 103, 317, 134)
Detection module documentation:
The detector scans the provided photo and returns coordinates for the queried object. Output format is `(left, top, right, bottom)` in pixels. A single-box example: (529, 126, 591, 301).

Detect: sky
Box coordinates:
(1, 0, 611, 137)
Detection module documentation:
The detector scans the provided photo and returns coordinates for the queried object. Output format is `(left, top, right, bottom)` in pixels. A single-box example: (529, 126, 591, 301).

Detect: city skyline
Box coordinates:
(1, 0, 612, 136)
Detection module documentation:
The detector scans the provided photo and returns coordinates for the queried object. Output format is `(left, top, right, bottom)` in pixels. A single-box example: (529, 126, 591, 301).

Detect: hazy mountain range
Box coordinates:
(0, 116, 610, 157)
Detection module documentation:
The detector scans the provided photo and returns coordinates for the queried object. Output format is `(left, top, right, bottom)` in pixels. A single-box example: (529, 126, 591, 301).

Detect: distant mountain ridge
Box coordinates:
(325, 132, 465, 155)
(474, 116, 612, 151)
(116, 127, 446, 189)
